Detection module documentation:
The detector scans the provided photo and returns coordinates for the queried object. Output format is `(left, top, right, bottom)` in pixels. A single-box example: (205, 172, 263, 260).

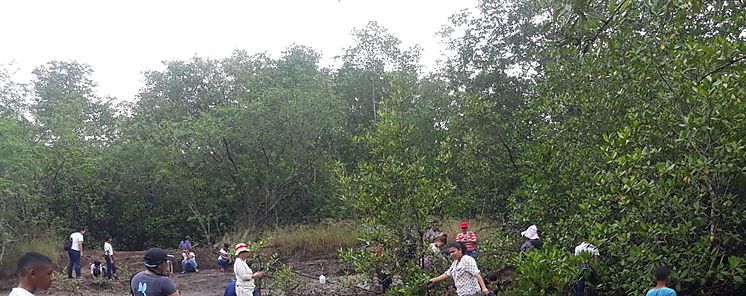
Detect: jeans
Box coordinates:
(218, 258, 231, 268)
(182, 259, 198, 272)
(67, 250, 81, 278)
(104, 255, 116, 279)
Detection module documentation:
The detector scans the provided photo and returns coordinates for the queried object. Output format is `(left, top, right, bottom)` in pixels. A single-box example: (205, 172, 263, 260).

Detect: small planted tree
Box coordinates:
(337, 83, 455, 293)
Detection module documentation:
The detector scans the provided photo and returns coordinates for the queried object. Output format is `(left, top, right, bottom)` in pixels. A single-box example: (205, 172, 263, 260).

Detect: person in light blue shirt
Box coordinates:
(645, 266, 677, 296)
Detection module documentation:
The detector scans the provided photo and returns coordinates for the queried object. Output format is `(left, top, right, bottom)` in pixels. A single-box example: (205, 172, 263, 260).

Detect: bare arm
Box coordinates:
(477, 273, 489, 294)
(429, 273, 449, 283)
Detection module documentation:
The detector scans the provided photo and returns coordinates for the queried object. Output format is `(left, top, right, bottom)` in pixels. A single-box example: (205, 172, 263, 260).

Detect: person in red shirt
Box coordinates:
(455, 221, 479, 259)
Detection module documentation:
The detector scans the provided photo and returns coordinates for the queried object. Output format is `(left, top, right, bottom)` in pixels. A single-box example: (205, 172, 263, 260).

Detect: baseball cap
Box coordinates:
(459, 221, 469, 229)
(144, 248, 174, 267)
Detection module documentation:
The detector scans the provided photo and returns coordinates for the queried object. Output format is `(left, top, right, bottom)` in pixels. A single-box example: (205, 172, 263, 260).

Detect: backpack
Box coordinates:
(63, 237, 73, 251)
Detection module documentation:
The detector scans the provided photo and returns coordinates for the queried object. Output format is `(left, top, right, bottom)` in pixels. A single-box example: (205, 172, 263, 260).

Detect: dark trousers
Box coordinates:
(67, 250, 81, 278)
(104, 255, 116, 279)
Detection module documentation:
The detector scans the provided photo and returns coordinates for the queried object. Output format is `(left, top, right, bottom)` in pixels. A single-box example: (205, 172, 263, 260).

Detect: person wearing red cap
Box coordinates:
(233, 243, 265, 296)
(455, 221, 479, 259)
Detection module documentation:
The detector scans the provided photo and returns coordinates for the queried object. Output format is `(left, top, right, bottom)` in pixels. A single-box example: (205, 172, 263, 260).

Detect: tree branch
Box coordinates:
(699, 55, 746, 82)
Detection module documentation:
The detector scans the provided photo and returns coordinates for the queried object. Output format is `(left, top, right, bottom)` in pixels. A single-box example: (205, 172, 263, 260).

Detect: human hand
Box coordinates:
(424, 279, 435, 288)
(482, 287, 490, 295)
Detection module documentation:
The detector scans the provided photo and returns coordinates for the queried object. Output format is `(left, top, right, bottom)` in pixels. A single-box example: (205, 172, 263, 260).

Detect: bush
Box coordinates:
(507, 247, 584, 296)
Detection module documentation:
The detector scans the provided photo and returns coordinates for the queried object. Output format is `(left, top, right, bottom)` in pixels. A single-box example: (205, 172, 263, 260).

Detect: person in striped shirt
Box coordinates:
(455, 221, 479, 259)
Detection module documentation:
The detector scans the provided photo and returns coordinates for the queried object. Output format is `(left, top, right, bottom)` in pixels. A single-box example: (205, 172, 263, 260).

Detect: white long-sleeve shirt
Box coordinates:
(233, 257, 255, 290)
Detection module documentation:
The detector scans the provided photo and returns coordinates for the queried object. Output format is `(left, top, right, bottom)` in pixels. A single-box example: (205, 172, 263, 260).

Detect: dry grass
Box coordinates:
(219, 221, 360, 259)
(267, 221, 360, 258)
(219, 218, 506, 259)
(1, 237, 60, 271)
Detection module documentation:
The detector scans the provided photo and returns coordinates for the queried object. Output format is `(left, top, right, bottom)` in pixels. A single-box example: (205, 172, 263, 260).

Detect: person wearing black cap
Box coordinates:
(130, 248, 180, 296)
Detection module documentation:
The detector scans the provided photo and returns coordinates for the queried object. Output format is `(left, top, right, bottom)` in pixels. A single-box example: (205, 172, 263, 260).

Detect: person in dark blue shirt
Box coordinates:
(223, 280, 236, 296)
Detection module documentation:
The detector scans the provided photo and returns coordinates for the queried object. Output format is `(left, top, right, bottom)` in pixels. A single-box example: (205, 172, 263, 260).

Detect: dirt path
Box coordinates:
(0, 249, 376, 296)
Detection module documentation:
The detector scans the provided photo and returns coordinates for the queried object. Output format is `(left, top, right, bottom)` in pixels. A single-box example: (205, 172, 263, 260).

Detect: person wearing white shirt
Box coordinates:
(103, 236, 116, 280)
(67, 227, 85, 279)
(181, 249, 199, 273)
(428, 242, 490, 296)
(233, 243, 265, 296)
(217, 243, 232, 272)
(10, 252, 54, 296)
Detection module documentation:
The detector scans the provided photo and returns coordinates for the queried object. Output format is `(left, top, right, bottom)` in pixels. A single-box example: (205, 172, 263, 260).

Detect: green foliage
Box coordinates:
(269, 265, 305, 293)
(508, 247, 582, 295)
(0, 2, 743, 295)
(90, 276, 110, 288)
(336, 82, 457, 292)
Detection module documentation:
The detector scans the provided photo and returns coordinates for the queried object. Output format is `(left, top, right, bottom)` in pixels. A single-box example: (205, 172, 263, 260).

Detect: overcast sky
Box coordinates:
(0, 0, 477, 101)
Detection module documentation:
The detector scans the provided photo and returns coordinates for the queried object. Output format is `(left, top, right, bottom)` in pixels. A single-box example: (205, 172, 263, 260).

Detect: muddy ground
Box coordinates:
(0, 249, 376, 296)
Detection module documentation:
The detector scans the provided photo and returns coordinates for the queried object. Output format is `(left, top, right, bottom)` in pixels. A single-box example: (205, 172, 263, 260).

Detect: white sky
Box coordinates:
(0, 0, 477, 101)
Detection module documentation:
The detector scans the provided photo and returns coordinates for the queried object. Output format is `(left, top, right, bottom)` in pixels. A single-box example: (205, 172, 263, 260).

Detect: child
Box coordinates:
(10, 252, 54, 296)
(181, 248, 199, 273)
(103, 235, 117, 280)
(217, 243, 232, 272)
(90, 260, 103, 278)
(646, 266, 677, 296)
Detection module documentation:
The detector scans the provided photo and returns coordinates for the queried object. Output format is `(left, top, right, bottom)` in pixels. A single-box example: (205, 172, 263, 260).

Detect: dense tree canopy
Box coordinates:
(1, 0, 744, 294)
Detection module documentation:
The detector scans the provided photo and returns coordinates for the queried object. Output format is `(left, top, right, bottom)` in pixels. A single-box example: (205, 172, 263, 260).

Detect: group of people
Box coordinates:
(7, 224, 677, 296)
(63, 227, 117, 281)
(421, 222, 678, 296)
(423, 220, 489, 296)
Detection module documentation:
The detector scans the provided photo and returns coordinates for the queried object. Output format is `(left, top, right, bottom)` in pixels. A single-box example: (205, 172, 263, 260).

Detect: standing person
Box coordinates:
(103, 235, 116, 280)
(455, 221, 479, 258)
(427, 242, 490, 296)
(181, 248, 199, 273)
(9, 252, 54, 296)
(218, 243, 232, 272)
(131, 248, 180, 296)
(233, 243, 265, 296)
(67, 227, 85, 279)
(179, 236, 192, 250)
(519, 225, 543, 251)
(645, 266, 677, 296)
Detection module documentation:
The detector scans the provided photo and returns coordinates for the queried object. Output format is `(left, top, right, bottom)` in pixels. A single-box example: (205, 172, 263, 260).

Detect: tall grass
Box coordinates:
(0, 237, 60, 271)
(219, 221, 360, 258)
